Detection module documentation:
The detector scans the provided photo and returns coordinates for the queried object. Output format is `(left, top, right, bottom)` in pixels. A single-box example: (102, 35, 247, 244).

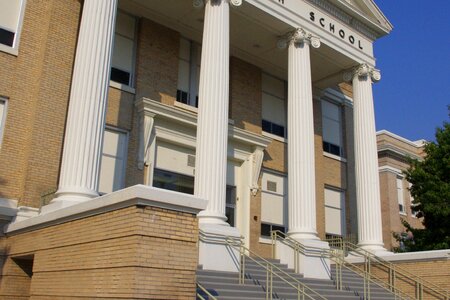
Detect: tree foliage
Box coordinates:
(396, 112, 450, 252)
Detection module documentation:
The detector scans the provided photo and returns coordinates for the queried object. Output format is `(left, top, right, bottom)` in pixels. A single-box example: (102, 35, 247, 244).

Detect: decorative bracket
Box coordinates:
(277, 28, 321, 49)
(250, 147, 264, 196)
(193, 0, 243, 8)
(343, 63, 381, 82)
(137, 111, 156, 170)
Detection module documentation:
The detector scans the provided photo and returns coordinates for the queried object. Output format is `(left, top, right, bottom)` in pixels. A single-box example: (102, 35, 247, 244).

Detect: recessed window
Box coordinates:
(0, 0, 26, 54)
(110, 11, 136, 87)
(226, 185, 237, 227)
(261, 171, 287, 237)
(262, 74, 287, 138)
(0, 97, 8, 148)
(324, 187, 345, 237)
(322, 100, 343, 156)
(153, 168, 194, 195)
(98, 128, 128, 194)
(397, 177, 406, 214)
(177, 37, 201, 107)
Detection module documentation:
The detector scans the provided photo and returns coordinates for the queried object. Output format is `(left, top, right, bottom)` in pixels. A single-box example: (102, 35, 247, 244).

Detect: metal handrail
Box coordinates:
(197, 283, 218, 300)
(198, 229, 326, 300)
(330, 239, 450, 300)
(271, 231, 412, 300)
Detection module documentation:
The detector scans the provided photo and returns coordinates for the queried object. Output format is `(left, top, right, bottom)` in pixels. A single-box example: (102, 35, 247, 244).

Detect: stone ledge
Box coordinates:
(346, 249, 450, 264)
(5, 185, 207, 235)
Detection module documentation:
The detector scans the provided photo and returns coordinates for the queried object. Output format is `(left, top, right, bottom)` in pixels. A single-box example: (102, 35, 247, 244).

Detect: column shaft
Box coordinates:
(352, 70, 385, 251)
(287, 40, 318, 240)
(195, 0, 230, 225)
(50, 0, 117, 209)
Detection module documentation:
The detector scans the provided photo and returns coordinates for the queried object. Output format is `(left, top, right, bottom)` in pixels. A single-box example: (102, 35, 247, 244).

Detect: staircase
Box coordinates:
(197, 259, 398, 300)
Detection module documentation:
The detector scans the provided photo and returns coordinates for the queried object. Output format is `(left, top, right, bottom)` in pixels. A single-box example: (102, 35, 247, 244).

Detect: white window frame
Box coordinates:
(324, 186, 346, 237)
(260, 169, 288, 237)
(109, 10, 137, 93)
(321, 99, 344, 157)
(397, 176, 406, 215)
(0, 96, 8, 148)
(261, 73, 287, 142)
(98, 126, 129, 195)
(176, 37, 201, 108)
(0, 0, 27, 56)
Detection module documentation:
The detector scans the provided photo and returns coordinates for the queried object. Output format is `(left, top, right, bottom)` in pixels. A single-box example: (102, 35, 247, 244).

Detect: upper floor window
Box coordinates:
(397, 176, 406, 214)
(262, 73, 286, 138)
(322, 100, 343, 156)
(0, 0, 26, 55)
(177, 37, 201, 107)
(0, 97, 7, 148)
(110, 11, 136, 88)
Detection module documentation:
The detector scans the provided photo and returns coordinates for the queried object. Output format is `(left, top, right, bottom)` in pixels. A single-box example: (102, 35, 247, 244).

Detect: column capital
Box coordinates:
(344, 63, 381, 82)
(277, 28, 321, 49)
(193, 0, 243, 9)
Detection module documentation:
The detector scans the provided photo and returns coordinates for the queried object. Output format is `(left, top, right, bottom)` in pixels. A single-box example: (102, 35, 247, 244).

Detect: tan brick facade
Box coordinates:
(377, 131, 425, 250)
(1, 1, 349, 258)
(0, 204, 199, 299)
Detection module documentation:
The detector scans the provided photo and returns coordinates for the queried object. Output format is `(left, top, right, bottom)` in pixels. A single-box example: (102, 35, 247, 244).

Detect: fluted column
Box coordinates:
(195, 0, 242, 225)
(48, 0, 117, 211)
(278, 29, 321, 240)
(345, 64, 386, 252)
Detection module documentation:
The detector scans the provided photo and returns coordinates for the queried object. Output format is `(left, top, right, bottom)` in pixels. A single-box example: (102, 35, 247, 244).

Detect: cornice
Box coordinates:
(305, 0, 379, 40)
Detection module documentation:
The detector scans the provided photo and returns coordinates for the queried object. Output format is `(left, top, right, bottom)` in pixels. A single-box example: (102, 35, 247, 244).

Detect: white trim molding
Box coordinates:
(6, 185, 208, 235)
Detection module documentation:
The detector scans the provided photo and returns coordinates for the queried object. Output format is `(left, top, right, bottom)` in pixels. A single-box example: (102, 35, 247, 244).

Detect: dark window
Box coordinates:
(323, 141, 341, 156)
(226, 186, 236, 227)
(111, 67, 131, 86)
(261, 223, 286, 238)
(0, 28, 15, 47)
(262, 119, 285, 138)
(153, 169, 194, 195)
(176, 90, 189, 104)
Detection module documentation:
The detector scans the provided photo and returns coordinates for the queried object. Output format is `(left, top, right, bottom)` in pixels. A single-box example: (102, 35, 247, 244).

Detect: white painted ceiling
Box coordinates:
(121, 0, 358, 85)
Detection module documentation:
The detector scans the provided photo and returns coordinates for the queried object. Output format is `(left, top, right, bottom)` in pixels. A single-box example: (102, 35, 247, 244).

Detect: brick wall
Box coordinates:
(0, 0, 81, 208)
(356, 259, 450, 300)
(0, 204, 199, 299)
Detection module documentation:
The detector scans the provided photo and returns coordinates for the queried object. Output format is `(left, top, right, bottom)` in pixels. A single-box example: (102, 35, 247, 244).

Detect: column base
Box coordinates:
(276, 238, 330, 279)
(358, 242, 392, 256)
(198, 223, 241, 272)
(288, 229, 320, 241)
(40, 188, 98, 214)
(197, 210, 229, 226)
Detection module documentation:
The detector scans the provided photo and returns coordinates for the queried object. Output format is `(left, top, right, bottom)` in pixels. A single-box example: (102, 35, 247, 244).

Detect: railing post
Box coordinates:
(271, 231, 275, 259)
(266, 262, 269, 300)
(415, 280, 423, 300)
(270, 264, 273, 300)
(240, 241, 245, 285)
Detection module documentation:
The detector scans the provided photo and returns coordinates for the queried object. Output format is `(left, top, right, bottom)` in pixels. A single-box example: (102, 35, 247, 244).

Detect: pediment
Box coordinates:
(306, 0, 393, 39)
(332, 0, 393, 35)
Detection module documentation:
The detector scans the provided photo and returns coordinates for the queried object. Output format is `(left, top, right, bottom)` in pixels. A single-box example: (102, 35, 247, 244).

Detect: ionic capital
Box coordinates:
(193, 0, 243, 8)
(277, 28, 321, 49)
(343, 63, 381, 82)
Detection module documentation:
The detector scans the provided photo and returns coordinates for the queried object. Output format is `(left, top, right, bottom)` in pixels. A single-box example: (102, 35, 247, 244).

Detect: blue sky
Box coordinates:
(372, 1, 450, 142)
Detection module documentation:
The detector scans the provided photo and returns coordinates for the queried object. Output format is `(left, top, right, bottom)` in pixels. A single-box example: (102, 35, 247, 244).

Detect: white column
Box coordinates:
(276, 29, 330, 279)
(195, 0, 241, 225)
(195, 0, 243, 273)
(345, 64, 387, 253)
(44, 0, 117, 212)
(278, 29, 321, 240)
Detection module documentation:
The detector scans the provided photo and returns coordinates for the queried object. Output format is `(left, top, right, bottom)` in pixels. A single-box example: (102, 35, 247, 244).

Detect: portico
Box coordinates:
(37, 0, 392, 276)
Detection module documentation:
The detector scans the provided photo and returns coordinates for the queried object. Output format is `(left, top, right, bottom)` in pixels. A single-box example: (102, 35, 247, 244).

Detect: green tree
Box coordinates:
(396, 113, 450, 252)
